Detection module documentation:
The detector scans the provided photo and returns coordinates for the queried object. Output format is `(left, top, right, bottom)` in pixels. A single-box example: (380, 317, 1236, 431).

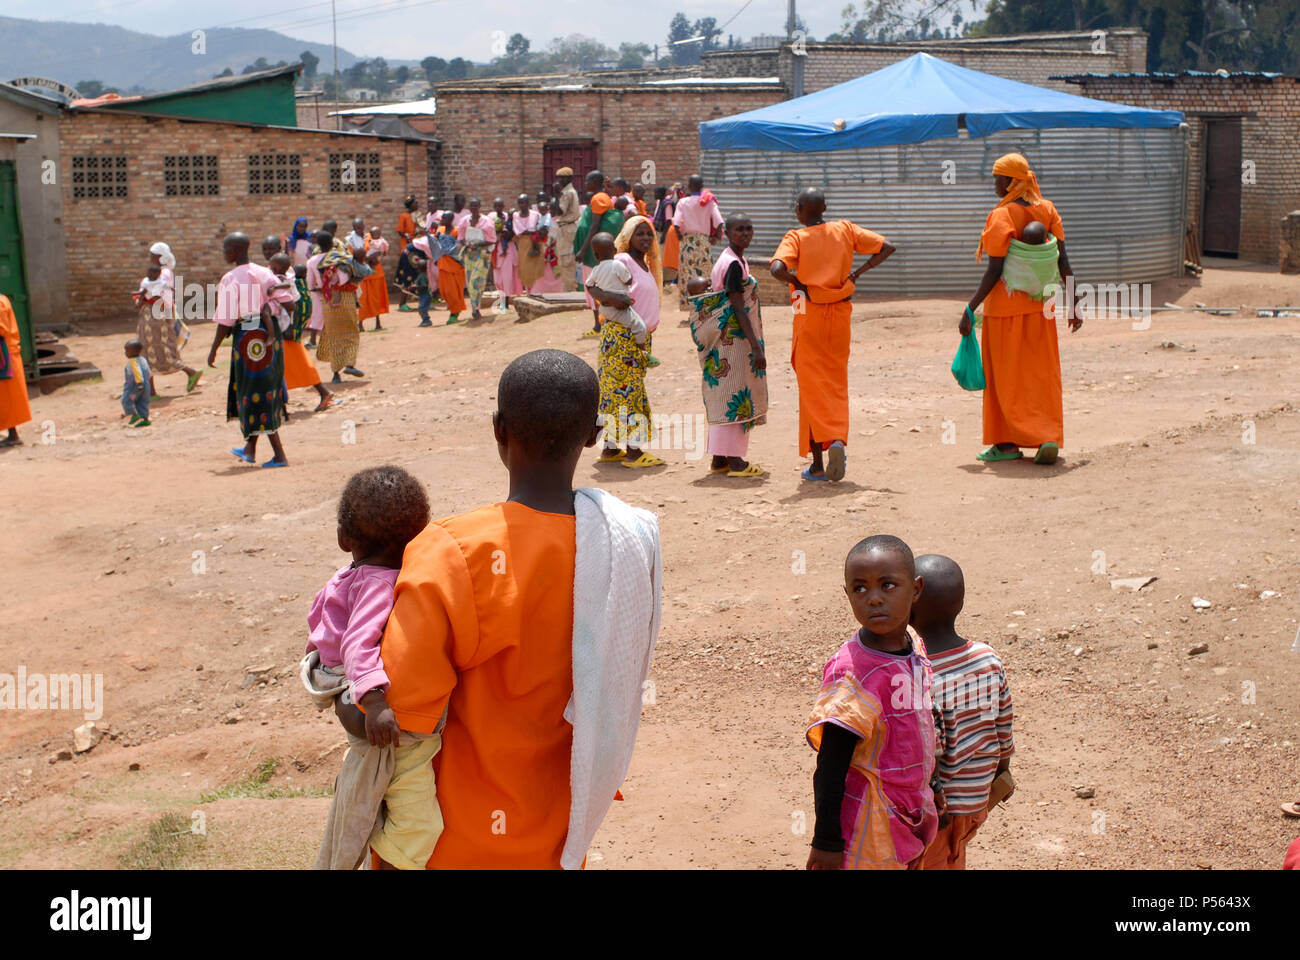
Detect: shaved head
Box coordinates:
(497, 350, 599, 462)
(797, 187, 825, 210)
(846, 534, 915, 579)
(590, 232, 615, 259)
(912, 554, 965, 628)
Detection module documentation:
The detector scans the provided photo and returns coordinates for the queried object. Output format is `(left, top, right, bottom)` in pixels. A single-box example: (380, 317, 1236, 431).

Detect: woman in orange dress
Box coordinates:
(358, 226, 390, 331)
(960, 153, 1082, 466)
(0, 294, 33, 447)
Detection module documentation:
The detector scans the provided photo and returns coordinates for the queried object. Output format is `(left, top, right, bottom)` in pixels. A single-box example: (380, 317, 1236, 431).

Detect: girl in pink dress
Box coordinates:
(805, 535, 941, 870)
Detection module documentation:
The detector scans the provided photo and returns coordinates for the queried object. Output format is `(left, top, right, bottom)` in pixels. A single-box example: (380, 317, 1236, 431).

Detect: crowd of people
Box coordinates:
(7, 152, 1179, 870)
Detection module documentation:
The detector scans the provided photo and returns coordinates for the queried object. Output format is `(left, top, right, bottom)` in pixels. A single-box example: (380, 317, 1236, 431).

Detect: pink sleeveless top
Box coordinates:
(711, 246, 750, 292)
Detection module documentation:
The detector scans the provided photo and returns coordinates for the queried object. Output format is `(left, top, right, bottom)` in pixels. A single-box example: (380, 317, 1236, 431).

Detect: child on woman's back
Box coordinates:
(805, 534, 940, 870)
(302, 465, 442, 870)
(911, 554, 1014, 870)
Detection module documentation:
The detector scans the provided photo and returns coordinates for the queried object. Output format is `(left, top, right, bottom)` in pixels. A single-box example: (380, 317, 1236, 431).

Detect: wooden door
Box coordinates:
(1202, 118, 1242, 257)
(542, 139, 597, 198)
(0, 161, 33, 375)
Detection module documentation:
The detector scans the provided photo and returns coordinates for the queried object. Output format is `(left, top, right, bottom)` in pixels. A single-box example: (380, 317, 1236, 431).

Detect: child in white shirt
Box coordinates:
(584, 233, 647, 345)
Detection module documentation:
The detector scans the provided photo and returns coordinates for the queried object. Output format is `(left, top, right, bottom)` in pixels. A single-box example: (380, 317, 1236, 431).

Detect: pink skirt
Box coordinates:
(707, 422, 750, 458)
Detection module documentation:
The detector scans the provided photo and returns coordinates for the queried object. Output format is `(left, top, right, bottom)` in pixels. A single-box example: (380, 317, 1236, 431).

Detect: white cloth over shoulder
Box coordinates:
(561, 487, 662, 870)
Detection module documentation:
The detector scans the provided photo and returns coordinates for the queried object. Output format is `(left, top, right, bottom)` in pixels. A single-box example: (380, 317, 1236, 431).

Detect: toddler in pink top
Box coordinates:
(303, 465, 443, 870)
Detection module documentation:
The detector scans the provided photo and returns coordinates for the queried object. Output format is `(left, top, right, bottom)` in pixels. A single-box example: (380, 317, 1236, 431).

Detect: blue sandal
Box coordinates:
(231, 447, 255, 463)
(825, 441, 847, 482)
(801, 467, 828, 482)
(262, 458, 288, 469)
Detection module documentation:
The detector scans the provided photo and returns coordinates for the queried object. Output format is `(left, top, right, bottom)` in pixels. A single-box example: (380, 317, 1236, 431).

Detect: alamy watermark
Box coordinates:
(1, 667, 103, 721)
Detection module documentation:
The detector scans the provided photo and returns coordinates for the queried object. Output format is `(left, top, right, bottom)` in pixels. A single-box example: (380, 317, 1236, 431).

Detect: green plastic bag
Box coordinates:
(951, 322, 986, 391)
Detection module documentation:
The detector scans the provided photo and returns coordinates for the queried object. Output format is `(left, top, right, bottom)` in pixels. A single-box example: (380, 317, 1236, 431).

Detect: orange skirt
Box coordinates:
(791, 300, 852, 456)
(0, 348, 32, 432)
(981, 311, 1063, 447)
(662, 227, 680, 271)
(358, 264, 389, 321)
(283, 339, 321, 389)
(438, 257, 467, 314)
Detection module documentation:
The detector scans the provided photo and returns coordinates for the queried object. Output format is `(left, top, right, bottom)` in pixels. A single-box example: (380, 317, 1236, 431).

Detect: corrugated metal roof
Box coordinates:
(1057, 71, 1287, 80)
(641, 77, 781, 86)
(329, 97, 437, 117)
(71, 62, 303, 109)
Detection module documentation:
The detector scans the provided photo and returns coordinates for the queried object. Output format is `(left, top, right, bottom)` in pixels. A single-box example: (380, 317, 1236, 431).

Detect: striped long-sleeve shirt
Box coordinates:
(929, 640, 1014, 815)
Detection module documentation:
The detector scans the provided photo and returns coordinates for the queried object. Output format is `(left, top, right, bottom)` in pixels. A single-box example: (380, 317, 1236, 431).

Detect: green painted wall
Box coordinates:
(100, 73, 298, 127)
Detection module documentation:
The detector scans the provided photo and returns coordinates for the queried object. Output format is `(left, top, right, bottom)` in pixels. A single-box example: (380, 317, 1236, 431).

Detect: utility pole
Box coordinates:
(786, 0, 796, 38)
(332, 0, 341, 130)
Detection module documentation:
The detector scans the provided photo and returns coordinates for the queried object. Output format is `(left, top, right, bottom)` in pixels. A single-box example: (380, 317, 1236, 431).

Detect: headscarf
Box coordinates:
(588, 192, 613, 217)
(976, 153, 1046, 261)
(992, 153, 1043, 208)
(149, 241, 175, 269)
(613, 215, 663, 293)
(289, 217, 310, 244)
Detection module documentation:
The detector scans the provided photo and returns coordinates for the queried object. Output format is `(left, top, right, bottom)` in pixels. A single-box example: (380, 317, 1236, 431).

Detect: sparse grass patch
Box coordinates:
(199, 758, 330, 803)
(117, 812, 198, 869)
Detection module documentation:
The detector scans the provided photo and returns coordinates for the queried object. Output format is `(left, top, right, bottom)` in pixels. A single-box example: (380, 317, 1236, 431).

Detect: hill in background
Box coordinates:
(0, 16, 365, 93)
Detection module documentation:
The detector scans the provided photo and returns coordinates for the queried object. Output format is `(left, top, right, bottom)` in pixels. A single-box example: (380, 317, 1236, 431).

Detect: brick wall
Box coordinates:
(1068, 76, 1299, 263)
(431, 85, 782, 204)
(59, 111, 428, 323)
(703, 29, 1147, 93)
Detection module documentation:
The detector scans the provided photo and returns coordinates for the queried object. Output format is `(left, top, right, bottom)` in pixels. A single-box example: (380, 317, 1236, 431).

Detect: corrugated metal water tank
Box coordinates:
(701, 126, 1187, 296)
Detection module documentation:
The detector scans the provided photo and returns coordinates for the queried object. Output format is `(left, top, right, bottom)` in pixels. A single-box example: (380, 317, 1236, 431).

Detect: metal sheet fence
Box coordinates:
(699, 126, 1187, 295)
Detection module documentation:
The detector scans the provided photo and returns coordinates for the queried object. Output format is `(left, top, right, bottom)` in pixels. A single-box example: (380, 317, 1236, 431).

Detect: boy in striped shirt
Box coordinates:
(911, 554, 1014, 869)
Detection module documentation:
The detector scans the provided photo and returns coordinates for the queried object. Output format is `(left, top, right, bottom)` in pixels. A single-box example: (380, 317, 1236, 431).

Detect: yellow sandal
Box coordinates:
(726, 463, 765, 478)
(596, 449, 626, 463)
(621, 452, 666, 468)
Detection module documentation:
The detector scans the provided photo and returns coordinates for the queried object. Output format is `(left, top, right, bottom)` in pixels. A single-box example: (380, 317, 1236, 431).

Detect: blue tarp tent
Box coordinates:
(699, 53, 1184, 152)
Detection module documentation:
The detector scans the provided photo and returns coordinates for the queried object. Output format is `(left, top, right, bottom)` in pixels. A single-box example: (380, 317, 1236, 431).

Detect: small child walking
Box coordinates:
(911, 553, 1014, 870)
(302, 465, 442, 870)
(806, 534, 940, 870)
(122, 339, 151, 427)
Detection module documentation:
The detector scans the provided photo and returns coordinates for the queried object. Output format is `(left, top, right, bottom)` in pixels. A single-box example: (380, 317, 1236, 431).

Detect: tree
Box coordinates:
(546, 34, 614, 70)
(668, 12, 695, 63)
(446, 57, 471, 79)
(507, 33, 530, 58)
(973, 0, 1297, 72)
(395, 65, 410, 84)
(421, 56, 447, 82)
(835, 0, 969, 42)
(618, 42, 651, 68)
(300, 50, 320, 80)
(75, 79, 111, 97)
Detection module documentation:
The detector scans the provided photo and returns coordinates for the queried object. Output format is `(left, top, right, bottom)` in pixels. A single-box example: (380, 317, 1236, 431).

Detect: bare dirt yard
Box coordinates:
(3, 259, 1299, 870)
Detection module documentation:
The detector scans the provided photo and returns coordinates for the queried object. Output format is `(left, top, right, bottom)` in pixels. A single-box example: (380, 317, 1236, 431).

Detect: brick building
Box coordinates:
(704, 28, 1148, 94)
(59, 110, 429, 322)
(429, 29, 1149, 204)
(431, 75, 781, 205)
(1059, 72, 1299, 264)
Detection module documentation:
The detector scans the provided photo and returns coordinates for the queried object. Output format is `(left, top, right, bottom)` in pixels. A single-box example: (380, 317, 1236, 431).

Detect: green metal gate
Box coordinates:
(0, 160, 34, 377)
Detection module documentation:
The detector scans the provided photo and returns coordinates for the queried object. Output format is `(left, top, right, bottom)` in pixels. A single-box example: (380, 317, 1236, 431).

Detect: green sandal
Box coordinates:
(976, 445, 1023, 462)
(1033, 442, 1059, 465)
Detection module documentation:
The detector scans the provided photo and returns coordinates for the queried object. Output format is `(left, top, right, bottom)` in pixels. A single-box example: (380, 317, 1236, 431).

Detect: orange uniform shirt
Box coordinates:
(380, 501, 577, 868)
(979, 200, 1064, 318)
(772, 220, 885, 303)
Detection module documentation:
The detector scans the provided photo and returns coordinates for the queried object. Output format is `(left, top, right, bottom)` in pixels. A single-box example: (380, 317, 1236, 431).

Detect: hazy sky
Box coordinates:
(0, 0, 978, 61)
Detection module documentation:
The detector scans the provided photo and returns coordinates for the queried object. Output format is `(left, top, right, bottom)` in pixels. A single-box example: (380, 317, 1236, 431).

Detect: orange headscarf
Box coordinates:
(589, 192, 613, 216)
(976, 153, 1046, 260)
(614, 215, 663, 292)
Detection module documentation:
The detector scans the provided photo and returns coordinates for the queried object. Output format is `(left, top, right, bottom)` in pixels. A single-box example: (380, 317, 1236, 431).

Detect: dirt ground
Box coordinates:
(3, 258, 1299, 870)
